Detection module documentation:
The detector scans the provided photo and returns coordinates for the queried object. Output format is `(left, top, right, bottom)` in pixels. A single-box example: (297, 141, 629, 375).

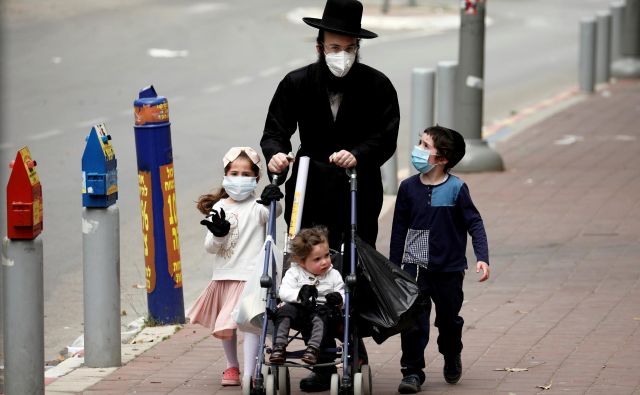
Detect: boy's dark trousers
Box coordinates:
(399, 264, 465, 382)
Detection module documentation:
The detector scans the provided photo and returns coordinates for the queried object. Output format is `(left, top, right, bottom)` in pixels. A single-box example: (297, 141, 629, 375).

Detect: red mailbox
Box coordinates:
(7, 147, 43, 239)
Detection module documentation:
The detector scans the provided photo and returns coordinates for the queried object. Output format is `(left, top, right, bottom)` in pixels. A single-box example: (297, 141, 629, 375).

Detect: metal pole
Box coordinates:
(409, 68, 435, 173)
(381, 154, 398, 194)
(612, 0, 640, 77)
(454, 0, 504, 172)
(2, 238, 44, 395)
(382, 0, 390, 14)
(610, 1, 625, 62)
(596, 10, 612, 85)
(83, 205, 121, 367)
(579, 17, 597, 93)
(621, 0, 640, 55)
(436, 60, 457, 129)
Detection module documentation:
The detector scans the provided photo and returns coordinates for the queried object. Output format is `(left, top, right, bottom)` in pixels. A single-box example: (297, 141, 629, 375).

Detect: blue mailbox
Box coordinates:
(82, 123, 117, 208)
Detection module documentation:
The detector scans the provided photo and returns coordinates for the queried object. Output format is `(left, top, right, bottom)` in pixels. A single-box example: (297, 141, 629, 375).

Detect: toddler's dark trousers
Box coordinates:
(399, 264, 464, 380)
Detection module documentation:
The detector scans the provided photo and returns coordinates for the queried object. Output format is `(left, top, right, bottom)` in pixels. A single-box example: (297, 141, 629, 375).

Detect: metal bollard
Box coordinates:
(579, 17, 597, 92)
(610, 1, 625, 62)
(3, 146, 44, 395)
(612, 0, 640, 77)
(436, 60, 457, 129)
(81, 123, 121, 367)
(596, 11, 612, 84)
(453, 0, 504, 172)
(409, 68, 435, 173)
(3, 238, 44, 395)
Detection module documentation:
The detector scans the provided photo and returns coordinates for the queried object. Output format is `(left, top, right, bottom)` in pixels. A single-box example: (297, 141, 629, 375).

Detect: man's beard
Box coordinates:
(318, 51, 360, 93)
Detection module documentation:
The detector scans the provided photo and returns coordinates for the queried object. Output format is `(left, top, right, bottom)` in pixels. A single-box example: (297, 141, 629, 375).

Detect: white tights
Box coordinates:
(242, 331, 260, 379)
(220, 330, 260, 379)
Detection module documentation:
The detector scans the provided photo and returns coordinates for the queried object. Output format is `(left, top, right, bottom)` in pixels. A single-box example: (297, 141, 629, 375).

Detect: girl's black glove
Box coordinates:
(200, 208, 230, 237)
(256, 184, 284, 206)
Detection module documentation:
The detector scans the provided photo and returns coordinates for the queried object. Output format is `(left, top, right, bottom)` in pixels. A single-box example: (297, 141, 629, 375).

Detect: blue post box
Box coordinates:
(82, 124, 117, 208)
(133, 85, 185, 324)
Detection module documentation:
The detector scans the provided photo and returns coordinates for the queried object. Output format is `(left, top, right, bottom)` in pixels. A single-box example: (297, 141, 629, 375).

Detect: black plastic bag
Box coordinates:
(354, 236, 420, 344)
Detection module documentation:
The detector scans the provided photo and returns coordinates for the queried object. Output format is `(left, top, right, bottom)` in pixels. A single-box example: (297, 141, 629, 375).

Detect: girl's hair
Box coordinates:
(422, 125, 466, 171)
(195, 151, 260, 215)
(289, 226, 329, 262)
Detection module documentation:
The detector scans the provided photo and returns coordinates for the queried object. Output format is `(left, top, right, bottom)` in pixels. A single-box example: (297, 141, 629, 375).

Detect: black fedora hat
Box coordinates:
(303, 0, 378, 39)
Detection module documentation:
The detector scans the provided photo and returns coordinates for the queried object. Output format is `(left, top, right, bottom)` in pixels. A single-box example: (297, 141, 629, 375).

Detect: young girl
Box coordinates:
(187, 146, 283, 386)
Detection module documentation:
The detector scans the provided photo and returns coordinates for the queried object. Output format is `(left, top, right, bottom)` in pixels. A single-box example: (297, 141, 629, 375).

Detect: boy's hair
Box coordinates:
(423, 125, 466, 171)
(196, 151, 260, 214)
(289, 226, 329, 261)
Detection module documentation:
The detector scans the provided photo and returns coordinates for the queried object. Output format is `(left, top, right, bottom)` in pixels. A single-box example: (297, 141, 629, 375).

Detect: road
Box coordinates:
(0, 0, 615, 363)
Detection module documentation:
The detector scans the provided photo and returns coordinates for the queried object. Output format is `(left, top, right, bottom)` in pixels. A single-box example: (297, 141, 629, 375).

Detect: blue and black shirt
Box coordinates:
(389, 174, 489, 272)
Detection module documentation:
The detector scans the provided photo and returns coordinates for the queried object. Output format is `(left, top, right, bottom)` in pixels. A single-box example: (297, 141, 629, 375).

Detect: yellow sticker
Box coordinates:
(19, 147, 40, 187)
(94, 123, 115, 161)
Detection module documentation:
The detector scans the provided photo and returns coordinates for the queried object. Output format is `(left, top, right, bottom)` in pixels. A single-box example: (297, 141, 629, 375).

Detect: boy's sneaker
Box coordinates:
(300, 371, 331, 392)
(221, 367, 241, 386)
(398, 374, 421, 394)
(443, 354, 462, 384)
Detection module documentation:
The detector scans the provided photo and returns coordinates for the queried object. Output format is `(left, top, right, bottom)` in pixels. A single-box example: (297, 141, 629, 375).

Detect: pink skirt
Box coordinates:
(187, 280, 245, 340)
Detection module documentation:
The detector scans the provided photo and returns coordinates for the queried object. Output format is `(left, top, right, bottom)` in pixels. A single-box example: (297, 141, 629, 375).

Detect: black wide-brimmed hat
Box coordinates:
(303, 0, 378, 39)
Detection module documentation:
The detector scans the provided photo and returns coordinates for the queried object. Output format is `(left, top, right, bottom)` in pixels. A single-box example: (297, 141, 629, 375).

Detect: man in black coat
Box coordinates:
(261, 0, 400, 252)
(260, 0, 400, 391)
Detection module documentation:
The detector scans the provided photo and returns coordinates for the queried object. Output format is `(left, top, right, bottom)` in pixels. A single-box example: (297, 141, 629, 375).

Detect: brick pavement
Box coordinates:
(49, 79, 640, 394)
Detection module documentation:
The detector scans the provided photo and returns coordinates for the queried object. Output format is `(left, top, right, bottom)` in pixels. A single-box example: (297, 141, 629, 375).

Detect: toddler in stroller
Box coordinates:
(270, 226, 345, 367)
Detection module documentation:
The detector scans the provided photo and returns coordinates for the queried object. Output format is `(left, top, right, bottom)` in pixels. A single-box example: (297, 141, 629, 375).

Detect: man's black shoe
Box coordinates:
(299, 372, 331, 392)
(398, 374, 421, 394)
(443, 354, 462, 384)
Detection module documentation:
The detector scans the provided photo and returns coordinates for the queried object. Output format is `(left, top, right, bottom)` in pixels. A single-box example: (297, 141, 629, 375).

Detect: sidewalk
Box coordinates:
(45, 79, 640, 394)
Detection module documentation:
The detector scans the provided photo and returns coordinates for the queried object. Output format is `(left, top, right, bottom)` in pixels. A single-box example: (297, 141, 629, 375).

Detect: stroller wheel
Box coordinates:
(360, 364, 372, 395)
(265, 373, 276, 395)
(241, 375, 252, 395)
(261, 364, 271, 379)
(330, 373, 340, 395)
(276, 366, 290, 395)
(353, 372, 363, 395)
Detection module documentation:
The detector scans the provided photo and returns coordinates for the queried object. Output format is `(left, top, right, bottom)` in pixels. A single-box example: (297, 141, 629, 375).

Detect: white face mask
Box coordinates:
(222, 176, 257, 202)
(325, 51, 356, 78)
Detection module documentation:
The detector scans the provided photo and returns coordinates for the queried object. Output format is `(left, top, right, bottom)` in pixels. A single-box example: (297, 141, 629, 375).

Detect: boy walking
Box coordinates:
(389, 125, 490, 393)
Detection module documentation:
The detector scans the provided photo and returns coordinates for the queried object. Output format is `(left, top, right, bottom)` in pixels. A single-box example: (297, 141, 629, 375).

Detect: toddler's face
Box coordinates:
(299, 242, 331, 276)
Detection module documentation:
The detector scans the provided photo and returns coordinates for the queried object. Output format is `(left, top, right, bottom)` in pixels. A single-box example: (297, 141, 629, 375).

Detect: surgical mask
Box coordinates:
(222, 176, 257, 201)
(411, 145, 435, 174)
(325, 51, 356, 78)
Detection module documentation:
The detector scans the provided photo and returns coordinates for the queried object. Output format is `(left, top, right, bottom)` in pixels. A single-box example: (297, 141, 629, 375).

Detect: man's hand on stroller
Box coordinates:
(298, 284, 318, 311)
(324, 292, 343, 307)
(200, 208, 230, 237)
(256, 184, 284, 206)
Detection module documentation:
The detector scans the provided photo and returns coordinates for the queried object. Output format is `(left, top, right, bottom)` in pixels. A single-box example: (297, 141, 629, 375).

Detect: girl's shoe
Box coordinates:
(221, 367, 241, 386)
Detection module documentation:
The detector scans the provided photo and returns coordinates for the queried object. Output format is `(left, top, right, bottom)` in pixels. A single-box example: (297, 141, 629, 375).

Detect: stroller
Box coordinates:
(244, 169, 372, 395)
